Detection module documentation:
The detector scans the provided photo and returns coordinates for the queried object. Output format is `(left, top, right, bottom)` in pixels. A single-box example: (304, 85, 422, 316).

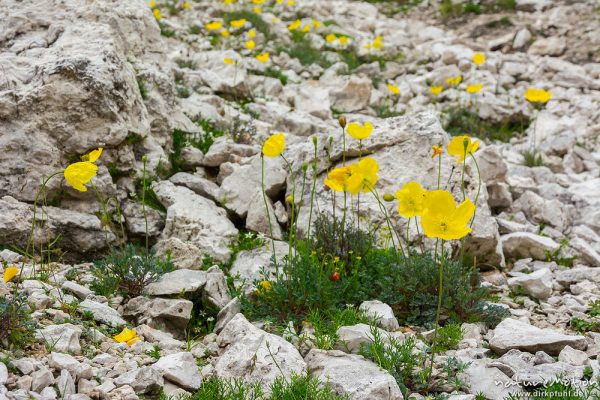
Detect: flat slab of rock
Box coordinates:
(359, 300, 400, 332)
(80, 299, 126, 327)
(507, 268, 553, 300)
(501, 232, 560, 260)
(215, 314, 306, 390)
(334, 324, 395, 354)
(36, 324, 82, 355)
(305, 349, 403, 400)
(153, 352, 202, 390)
(459, 359, 525, 399)
(489, 318, 587, 355)
(145, 269, 207, 296)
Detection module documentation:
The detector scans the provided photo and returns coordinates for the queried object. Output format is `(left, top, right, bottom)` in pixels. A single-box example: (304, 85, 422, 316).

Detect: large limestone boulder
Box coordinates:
(215, 314, 306, 391)
(305, 349, 404, 400)
(153, 181, 238, 263)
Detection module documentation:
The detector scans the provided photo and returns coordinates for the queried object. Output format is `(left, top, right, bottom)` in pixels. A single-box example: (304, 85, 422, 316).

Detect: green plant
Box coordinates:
(522, 150, 545, 167)
(440, 357, 470, 392)
(90, 244, 175, 299)
(160, 24, 176, 38)
(308, 307, 371, 350)
(147, 345, 161, 360)
(570, 316, 600, 334)
(283, 31, 331, 69)
(443, 107, 530, 143)
(360, 326, 427, 396)
(249, 67, 288, 85)
(223, 10, 270, 38)
(589, 300, 600, 317)
(135, 177, 166, 213)
(544, 238, 575, 268)
(137, 77, 148, 100)
(373, 103, 403, 119)
(0, 293, 36, 350)
(176, 59, 196, 69)
(431, 323, 463, 352)
(270, 373, 349, 399)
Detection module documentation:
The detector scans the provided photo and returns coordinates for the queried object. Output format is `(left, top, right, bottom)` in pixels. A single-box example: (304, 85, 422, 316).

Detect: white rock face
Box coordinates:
(215, 314, 306, 391)
(154, 237, 205, 270)
(153, 181, 238, 263)
(114, 367, 164, 394)
(359, 300, 400, 332)
(79, 299, 126, 327)
(229, 241, 290, 294)
(124, 297, 193, 336)
(558, 345, 590, 366)
(305, 349, 404, 400)
(507, 268, 553, 300)
(153, 352, 202, 390)
(501, 232, 560, 260)
(36, 324, 82, 355)
(489, 318, 587, 355)
(334, 324, 394, 354)
(145, 269, 207, 296)
(459, 359, 525, 399)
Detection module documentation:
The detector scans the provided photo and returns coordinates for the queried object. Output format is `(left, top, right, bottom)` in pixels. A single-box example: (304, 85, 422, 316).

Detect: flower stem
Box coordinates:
(460, 156, 467, 202)
(428, 240, 445, 384)
(281, 155, 296, 270)
(468, 153, 482, 229)
(261, 157, 277, 276)
(142, 157, 149, 257)
(306, 143, 318, 243)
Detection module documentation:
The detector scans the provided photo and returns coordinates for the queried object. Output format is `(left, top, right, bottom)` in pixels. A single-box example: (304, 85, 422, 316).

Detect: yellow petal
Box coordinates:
(114, 328, 137, 343)
(3, 266, 19, 283)
(256, 52, 269, 63)
(472, 52, 486, 65)
(346, 122, 373, 140)
(387, 84, 400, 95)
(451, 199, 476, 227)
(245, 40, 255, 50)
(64, 162, 98, 192)
(126, 336, 140, 346)
(262, 133, 285, 157)
(83, 147, 103, 163)
(423, 190, 455, 217)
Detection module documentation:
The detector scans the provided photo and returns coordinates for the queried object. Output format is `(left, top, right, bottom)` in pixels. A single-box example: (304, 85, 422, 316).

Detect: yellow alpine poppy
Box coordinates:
(432, 145, 443, 159)
(338, 36, 348, 45)
(230, 19, 246, 28)
(184, 2, 191, 9)
(248, 28, 256, 38)
(346, 121, 373, 140)
(221, 29, 230, 37)
(466, 83, 483, 94)
(288, 19, 301, 31)
(256, 52, 270, 63)
(324, 166, 352, 192)
(387, 84, 400, 95)
(153, 8, 161, 21)
(373, 36, 383, 49)
(81, 147, 103, 162)
(262, 133, 285, 157)
(448, 135, 479, 164)
(446, 75, 462, 86)
(64, 162, 98, 192)
(326, 33, 337, 43)
(421, 190, 475, 241)
(113, 328, 141, 347)
(224, 57, 234, 65)
(3, 266, 19, 283)
(524, 88, 552, 104)
(245, 40, 256, 50)
(346, 157, 379, 194)
(472, 53, 485, 66)
(395, 182, 428, 218)
(206, 21, 223, 30)
(430, 85, 443, 95)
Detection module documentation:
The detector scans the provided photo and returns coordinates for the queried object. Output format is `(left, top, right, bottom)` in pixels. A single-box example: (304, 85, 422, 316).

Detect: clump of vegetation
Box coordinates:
(223, 10, 271, 38)
(168, 123, 225, 175)
(249, 67, 289, 85)
(183, 373, 348, 400)
(440, 0, 516, 19)
(307, 307, 372, 350)
(91, 244, 175, 299)
(0, 293, 36, 350)
(443, 106, 530, 143)
(431, 323, 463, 352)
(521, 150, 545, 167)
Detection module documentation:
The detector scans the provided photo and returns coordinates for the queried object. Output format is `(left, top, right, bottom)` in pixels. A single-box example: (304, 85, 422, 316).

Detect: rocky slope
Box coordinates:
(0, 0, 599, 399)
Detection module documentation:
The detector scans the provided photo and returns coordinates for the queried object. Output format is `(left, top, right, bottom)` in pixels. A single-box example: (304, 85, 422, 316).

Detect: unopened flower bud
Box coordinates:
(302, 162, 309, 172)
(312, 136, 318, 146)
(142, 154, 148, 163)
(338, 116, 347, 128)
(383, 193, 394, 202)
(285, 194, 294, 204)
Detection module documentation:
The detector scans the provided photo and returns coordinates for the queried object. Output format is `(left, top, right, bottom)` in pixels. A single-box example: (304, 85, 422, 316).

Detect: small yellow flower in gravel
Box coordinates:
(288, 19, 301, 31)
(326, 33, 337, 43)
(339, 36, 348, 45)
(184, 2, 191, 10)
(221, 29, 230, 37)
(114, 328, 141, 347)
(430, 85, 443, 95)
(446, 75, 462, 86)
(224, 57, 234, 65)
(245, 40, 256, 50)
(248, 28, 256, 38)
(153, 8, 161, 21)
(256, 52, 269, 63)
(472, 52, 486, 65)
(230, 19, 246, 28)
(3, 266, 19, 283)
(206, 21, 223, 30)
(466, 83, 483, 94)
(524, 88, 552, 104)
(387, 83, 400, 95)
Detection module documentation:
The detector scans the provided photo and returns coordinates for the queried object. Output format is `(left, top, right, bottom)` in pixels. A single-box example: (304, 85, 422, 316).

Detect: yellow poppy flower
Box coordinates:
(395, 182, 428, 218)
(257, 280, 272, 294)
(524, 88, 552, 104)
(221, 29, 230, 37)
(253, 0, 265, 4)
(387, 84, 400, 95)
(64, 162, 99, 192)
(346, 121, 374, 140)
(288, 0, 295, 5)
(324, 166, 352, 192)
(153, 8, 161, 21)
(223, 0, 233, 4)
(288, 19, 301, 30)
(253, 6, 261, 13)
(113, 328, 141, 347)
(230, 19, 246, 28)
(262, 133, 285, 157)
(312, 19, 321, 28)
(346, 157, 379, 194)
(432, 145, 443, 159)
(248, 28, 256, 38)
(184, 2, 191, 9)
(421, 190, 475, 241)
(448, 135, 479, 164)
(301, 25, 311, 33)
(338, 36, 348, 45)
(466, 83, 483, 94)
(224, 57, 234, 65)
(149, 0, 156, 8)
(3, 266, 19, 283)
(245, 40, 256, 50)
(256, 52, 269, 63)
(430, 85, 443, 95)
(326, 33, 337, 43)
(472, 52, 485, 66)
(373, 36, 383, 49)
(446, 75, 462, 86)
(81, 147, 103, 162)
(206, 21, 223, 30)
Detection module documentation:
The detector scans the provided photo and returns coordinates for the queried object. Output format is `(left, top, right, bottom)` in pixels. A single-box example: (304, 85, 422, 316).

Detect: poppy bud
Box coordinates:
(383, 193, 394, 202)
(142, 154, 148, 163)
(312, 136, 318, 146)
(285, 194, 294, 204)
(302, 162, 309, 172)
(329, 271, 340, 282)
(338, 116, 347, 128)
